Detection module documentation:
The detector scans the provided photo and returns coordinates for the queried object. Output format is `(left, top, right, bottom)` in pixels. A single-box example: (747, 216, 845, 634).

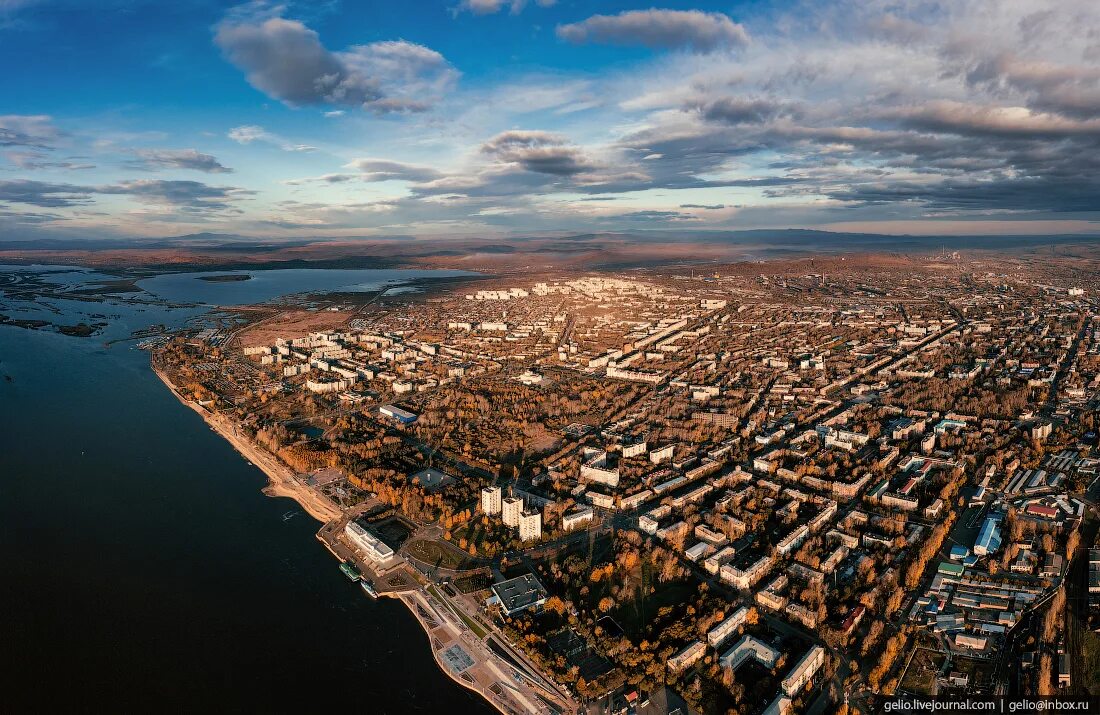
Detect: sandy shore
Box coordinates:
(152, 363, 342, 524)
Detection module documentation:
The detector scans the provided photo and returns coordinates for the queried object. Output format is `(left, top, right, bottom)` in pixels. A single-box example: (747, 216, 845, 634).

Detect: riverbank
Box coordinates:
(152, 359, 561, 715)
(152, 363, 342, 523)
(396, 589, 525, 715)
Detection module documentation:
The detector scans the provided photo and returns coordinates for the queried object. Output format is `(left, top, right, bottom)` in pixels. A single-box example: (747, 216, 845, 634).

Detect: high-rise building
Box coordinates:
(519, 510, 542, 542)
(481, 486, 502, 515)
(502, 496, 523, 527)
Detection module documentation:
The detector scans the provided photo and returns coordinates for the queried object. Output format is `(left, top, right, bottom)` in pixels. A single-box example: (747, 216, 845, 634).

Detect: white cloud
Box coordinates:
(227, 125, 315, 152)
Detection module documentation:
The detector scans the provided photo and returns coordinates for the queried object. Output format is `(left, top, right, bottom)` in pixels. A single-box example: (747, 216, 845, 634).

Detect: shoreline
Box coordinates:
(152, 359, 524, 715)
(395, 590, 516, 715)
(152, 363, 342, 524)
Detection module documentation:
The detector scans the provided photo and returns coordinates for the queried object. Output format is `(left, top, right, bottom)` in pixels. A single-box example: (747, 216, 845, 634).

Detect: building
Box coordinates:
(685, 542, 713, 562)
(649, 444, 675, 464)
(973, 515, 1003, 556)
(668, 641, 706, 671)
(502, 496, 523, 527)
(481, 486, 502, 515)
(562, 507, 594, 532)
(955, 633, 989, 651)
(782, 646, 825, 696)
(489, 574, 548, 616)
(344, 521, 395, 564)
(379, 404, 417, 424)
(720, 635, 780, 671)
(721, 555, 774, 589)
(519, 510, 542, 542)
(707, 606, 749, 648)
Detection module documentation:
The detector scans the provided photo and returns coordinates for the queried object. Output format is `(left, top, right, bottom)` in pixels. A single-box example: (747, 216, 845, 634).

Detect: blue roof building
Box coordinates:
(974, 516, 1003, 556)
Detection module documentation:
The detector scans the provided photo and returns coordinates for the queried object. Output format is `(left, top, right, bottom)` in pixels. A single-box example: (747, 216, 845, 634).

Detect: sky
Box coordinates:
(2, 0, 1099, 241)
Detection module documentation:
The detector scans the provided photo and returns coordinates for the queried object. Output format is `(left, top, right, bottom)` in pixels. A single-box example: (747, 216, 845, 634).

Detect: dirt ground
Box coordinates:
(238, 308, 351, 348)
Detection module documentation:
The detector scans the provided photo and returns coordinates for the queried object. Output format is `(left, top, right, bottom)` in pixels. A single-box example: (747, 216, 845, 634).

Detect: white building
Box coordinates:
(781, 645, 825, 696)
(720, 555, 774, 589)
(502, 496, 523, 527)
(344, 521, 395, 564)
(649, 444, 675, 464)
(720, 635, 780, 671)
(562, 508, 595, 532)
(481, 486, 502, 515)
(707, 606, 750, 648)
(668, 641, 706, 671)
(519, 510, 542, 541)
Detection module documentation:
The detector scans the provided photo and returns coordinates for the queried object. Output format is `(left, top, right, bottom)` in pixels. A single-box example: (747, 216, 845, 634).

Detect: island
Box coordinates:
(197, 274, 252, 282)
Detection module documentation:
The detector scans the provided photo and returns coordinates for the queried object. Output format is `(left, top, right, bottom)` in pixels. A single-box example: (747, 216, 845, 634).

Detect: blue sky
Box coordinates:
(2, 0, 1099, 241)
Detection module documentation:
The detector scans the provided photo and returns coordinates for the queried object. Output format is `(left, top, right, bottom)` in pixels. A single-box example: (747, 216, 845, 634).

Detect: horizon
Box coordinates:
(3, 0, 1100, 243)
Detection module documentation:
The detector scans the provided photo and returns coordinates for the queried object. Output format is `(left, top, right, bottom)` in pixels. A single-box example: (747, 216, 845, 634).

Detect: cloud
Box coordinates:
(480, 130, 595, 175)
(0, 178, 252, 212)
(343, 158, 443, 182)
(214, 9, 456, 113)
(608, 209, 698, 222)
(457, 0, 554, 15)
(0, 180, 93, 207)
(883, 101, 1100, 139)
(0, 115, 60, 148)
(4, 150, 94, 171)
(557, 9, 749, 53)
(689, 97, 795, 124)
(128, 148, 233, 173)
(227, 125, 315, 152)
(99, 179, 252, 211)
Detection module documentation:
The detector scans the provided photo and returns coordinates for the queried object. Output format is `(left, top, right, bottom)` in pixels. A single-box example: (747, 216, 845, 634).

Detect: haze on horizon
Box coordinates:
(2, 0, 1099, 243)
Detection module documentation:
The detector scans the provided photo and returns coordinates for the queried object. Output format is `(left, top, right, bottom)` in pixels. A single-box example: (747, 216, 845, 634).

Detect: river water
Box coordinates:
(0, 266, 493, 712)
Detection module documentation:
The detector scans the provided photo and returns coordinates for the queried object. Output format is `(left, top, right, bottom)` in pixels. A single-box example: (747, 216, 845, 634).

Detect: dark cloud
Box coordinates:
(214, 11, 456, 113)
(128, 148, 233, 173)
(0, 115, 60, 148)
(4, 150, 94, 171)
(557, 9, 749, 53)
(825, 175, 1100, 214)
(607, 209, 698, 222)
(0, 178, 252, 213)
(344, 158, 443, 182)
(689, 97, 795, 124)
(215, 16, 381, 106)
(480, 130, 594, 175)
(0, 180, 92, 207)
(98, 179, 253, 212)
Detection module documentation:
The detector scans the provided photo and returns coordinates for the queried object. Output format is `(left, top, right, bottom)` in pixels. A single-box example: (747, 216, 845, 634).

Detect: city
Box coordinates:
(4, 0, 1100, 712)
(152, 254, 1100, 714)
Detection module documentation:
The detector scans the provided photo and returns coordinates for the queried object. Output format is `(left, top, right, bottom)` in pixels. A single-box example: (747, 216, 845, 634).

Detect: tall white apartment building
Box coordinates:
(519, 510, 542, 542)
(481, 486, 502, 515)
(502, 496, 523, 527)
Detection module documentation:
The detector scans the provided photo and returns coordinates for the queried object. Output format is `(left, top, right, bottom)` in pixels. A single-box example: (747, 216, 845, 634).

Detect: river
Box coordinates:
(0, 266, 494, 712)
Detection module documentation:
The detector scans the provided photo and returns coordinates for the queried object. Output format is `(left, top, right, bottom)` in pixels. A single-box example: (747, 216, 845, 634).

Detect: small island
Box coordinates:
(197, 274, 252, 283)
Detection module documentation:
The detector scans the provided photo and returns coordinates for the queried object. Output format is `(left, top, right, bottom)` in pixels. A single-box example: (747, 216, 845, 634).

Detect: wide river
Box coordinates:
(0, 266, 494, 712)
